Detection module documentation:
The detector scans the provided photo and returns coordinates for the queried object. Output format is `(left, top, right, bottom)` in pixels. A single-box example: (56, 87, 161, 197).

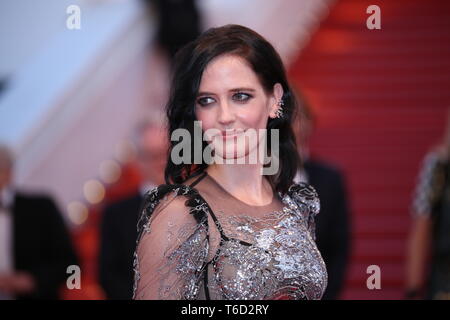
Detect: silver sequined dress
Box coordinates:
(132, 171, 328, 300)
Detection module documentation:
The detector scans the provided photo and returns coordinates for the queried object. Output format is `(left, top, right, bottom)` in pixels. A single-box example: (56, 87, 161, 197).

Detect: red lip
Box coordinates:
(220, 130, 245, 139)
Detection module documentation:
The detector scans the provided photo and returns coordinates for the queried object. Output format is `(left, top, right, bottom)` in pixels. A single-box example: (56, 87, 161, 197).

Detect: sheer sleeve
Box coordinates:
(411, 151, 442, 218)
(132, 186, 209, 300)
(289, 183, 321, 242)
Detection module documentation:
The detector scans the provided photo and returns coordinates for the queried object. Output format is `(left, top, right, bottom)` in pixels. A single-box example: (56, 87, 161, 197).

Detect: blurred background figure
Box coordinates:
(143, 0, 203, 66)
(98, 120, 168, 299)
(0, 145, 78, 300)
(407, 108, 450, 300)
(293, 91, 351, 300)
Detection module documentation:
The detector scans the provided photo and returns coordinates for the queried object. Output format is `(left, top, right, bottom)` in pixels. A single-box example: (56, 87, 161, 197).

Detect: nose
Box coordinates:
(217, 101, 235, 128)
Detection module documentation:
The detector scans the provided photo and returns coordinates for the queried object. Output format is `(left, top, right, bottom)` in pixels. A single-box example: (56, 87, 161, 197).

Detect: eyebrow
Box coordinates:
(197, 87, 256, 96)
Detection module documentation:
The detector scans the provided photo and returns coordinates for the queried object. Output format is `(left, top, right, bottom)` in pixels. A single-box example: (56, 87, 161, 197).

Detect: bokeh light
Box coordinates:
(99, 159, 122, 184)
(83, 179, 105, 204)
(67, 201, 88, 225)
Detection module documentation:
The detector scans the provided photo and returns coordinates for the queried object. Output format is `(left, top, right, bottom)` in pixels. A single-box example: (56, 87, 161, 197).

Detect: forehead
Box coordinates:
(199, 54, 261, 91)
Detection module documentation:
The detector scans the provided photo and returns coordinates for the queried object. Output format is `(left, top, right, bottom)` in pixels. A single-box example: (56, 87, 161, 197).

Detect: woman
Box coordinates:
(406, 108, 450, 299)
(132, 24, 328, 300)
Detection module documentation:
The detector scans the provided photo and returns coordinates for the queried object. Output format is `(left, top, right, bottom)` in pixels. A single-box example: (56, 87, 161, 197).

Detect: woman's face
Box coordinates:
(195, 54, 283, 161)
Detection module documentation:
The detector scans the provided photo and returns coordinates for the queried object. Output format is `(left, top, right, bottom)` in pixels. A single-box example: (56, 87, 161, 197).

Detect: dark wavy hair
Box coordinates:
(164, 24, 301, 195)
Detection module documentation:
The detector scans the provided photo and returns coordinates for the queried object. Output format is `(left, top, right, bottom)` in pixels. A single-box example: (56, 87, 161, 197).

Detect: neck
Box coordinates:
(206, 161, 273, 206)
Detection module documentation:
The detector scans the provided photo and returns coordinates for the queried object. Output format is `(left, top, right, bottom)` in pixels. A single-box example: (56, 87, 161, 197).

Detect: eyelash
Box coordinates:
(196, 92, 253, 107)
(234, 92, 252, 102)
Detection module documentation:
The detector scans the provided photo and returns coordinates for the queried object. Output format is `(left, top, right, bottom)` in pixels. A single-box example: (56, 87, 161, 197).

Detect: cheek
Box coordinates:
(195, 108, 215, 131)
(238, 105, 269, 129)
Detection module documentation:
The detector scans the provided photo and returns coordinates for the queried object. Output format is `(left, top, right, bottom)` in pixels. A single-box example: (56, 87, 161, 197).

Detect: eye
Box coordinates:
(196, 96, 215, 107)
(233, 92, 252, 102)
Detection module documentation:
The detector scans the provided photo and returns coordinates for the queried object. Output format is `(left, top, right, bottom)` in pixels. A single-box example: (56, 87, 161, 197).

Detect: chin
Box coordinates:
(214, 146, 263, 164)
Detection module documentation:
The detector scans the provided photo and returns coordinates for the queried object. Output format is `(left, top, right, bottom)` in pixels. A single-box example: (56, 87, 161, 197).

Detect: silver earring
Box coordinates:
(275, 99, 284, 118)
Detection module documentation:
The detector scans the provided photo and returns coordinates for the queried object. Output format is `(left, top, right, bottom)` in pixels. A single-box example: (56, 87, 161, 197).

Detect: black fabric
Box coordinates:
(99, 193, 143, 299)
(203, 260, 210, 300)
(145, 0, 202, 60)
(426, 159, 450, 298)
(303, 159, 351, 300)
(189, 171, 207, 188)
(12, 192, 79, 300)
(430, 160, 450, 257)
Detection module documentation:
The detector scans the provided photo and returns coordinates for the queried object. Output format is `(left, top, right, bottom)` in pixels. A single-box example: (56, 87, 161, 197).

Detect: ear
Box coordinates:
(269, 83, 284, 119)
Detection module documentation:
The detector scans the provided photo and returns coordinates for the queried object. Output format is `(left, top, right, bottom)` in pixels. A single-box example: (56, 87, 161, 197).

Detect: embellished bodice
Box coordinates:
(132, 171, 327, 300)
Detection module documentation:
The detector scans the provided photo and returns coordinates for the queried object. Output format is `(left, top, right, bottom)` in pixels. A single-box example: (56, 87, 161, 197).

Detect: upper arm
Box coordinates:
(305, 184, 321, 241)
(133, 189, 209, 300)
(411, 152, 441, 218)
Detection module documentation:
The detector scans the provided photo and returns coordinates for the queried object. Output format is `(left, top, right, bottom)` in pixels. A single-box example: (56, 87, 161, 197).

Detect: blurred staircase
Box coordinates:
(289, 0, 450, 299)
